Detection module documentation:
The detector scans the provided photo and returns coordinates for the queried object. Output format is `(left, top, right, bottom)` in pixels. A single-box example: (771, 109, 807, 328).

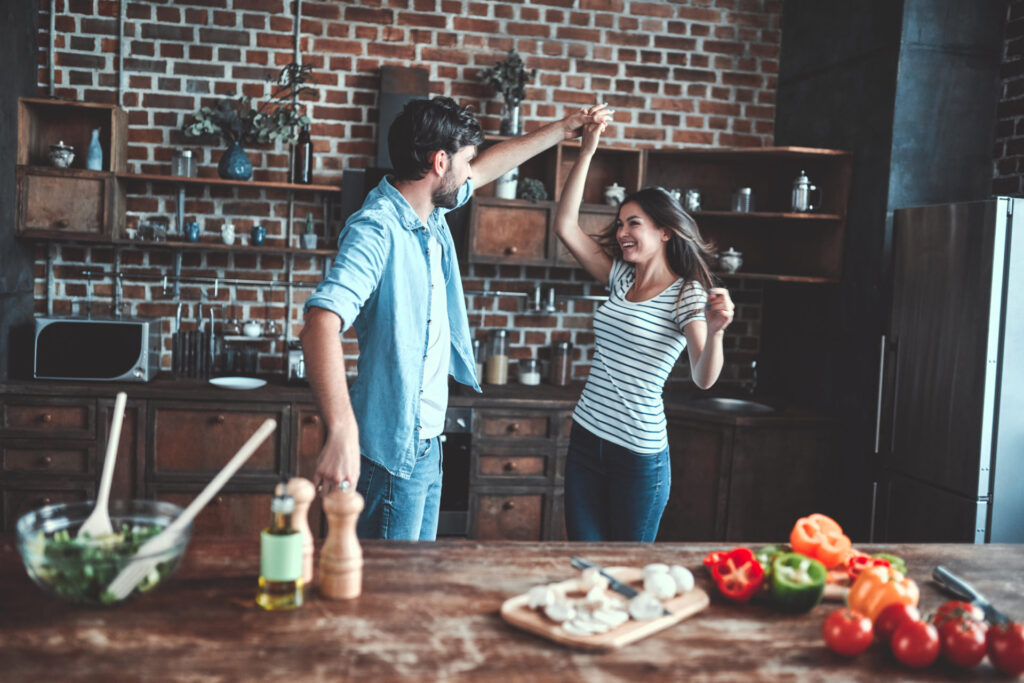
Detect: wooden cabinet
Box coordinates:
(292, 406, 326, 537)
(157, 489, 271, 538)
(469, 407, 570, 541)
(658, 410, 839, 543)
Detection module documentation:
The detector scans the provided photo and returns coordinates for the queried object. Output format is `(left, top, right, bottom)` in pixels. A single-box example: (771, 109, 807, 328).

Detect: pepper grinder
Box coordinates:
(286, 477, 315, 587)
(319, 487, 364, 599)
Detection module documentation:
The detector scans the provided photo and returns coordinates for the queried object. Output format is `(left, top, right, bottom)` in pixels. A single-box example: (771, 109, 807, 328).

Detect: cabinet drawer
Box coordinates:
(16, 167, 118, 237)
(159, 490, 272, 538)
(2, 485, 94, 532)
(1, 399, 95, 439)
(478, 455, 546, 478)
(152, 406, 284, 475)
(476, 410, 550, 439)
(469, 201, 550, 263)
(2, 444, 94, 474)
(292, 407, 326, 537)
(472, 493, 545, 541)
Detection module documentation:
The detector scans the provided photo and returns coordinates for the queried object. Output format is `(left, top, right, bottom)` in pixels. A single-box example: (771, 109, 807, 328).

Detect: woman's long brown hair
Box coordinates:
(596, 187, 717, 293)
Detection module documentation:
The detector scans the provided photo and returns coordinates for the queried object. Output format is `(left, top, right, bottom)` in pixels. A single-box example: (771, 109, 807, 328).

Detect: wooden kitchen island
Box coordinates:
(1, 537, 1021, 681)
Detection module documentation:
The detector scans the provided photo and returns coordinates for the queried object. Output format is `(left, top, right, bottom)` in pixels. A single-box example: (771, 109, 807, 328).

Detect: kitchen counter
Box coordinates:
(1, 536, 1020, 681)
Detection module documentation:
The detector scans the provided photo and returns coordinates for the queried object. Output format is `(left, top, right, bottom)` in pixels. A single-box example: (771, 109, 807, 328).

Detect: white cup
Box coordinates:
(221, 223, 236, 245)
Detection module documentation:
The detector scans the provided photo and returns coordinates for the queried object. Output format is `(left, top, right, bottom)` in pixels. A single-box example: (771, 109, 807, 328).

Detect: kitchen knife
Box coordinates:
(933, 565, 1010, 625)
(570, 556, 671, 615)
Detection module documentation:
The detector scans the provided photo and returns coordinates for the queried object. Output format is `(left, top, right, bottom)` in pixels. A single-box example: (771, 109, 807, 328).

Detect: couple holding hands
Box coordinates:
(302, 98, 734, 544)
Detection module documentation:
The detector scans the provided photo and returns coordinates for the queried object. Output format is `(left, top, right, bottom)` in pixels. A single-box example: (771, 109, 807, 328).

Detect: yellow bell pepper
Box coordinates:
(846, 564, 919, 621)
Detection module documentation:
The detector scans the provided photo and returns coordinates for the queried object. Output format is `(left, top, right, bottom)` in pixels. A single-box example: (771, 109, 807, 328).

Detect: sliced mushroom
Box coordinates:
(669, 565, 695, 593)
(628, 591, 664, 621)
(643, 572, 678, 600)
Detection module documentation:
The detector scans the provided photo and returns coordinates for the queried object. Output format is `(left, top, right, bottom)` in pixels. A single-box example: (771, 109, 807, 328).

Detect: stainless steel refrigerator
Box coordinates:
(876, 197, 1024, 543)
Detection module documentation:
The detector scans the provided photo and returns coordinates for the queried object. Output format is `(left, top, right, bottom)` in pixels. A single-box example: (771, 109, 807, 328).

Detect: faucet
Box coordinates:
(744, 360, 758, 396)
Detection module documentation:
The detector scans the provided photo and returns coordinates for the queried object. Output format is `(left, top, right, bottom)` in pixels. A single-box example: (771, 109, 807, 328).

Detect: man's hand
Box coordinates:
(314, 422, 361, 495)
(561, 102, 612, 140)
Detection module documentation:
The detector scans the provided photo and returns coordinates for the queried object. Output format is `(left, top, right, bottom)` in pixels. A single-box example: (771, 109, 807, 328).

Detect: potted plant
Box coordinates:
(182, 63, 317, 180)
(481, 49, 536, 136)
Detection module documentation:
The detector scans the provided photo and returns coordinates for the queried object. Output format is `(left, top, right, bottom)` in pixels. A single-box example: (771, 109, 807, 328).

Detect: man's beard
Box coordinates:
(431, 168, 461, 209)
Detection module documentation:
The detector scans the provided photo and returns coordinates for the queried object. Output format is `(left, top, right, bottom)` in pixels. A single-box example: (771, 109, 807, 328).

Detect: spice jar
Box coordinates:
(472, 339, 484, 381)
(485, 329, 509, 385)
(549, 341, 572, 386)
(518, 358, 541, 386)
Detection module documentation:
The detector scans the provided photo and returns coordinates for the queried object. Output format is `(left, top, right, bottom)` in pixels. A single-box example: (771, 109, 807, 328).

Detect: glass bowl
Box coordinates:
(16, 499, 192, 606)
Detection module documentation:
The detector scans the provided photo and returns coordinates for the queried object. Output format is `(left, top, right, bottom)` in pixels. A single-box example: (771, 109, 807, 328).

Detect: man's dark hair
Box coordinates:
(388, 96, 484, 182)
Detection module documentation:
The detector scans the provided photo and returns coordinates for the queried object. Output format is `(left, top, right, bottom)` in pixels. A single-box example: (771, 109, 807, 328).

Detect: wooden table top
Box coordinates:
(1, 537, 1021, 681)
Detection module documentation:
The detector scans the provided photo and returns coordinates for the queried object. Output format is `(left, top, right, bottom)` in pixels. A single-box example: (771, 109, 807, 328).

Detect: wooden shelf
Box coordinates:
(714, 271, 839, 284)
(222, 335, 282, 342)
(18, 232, 337, 256)
(695, 210, 842, 221)
(116, 172, 340, 193)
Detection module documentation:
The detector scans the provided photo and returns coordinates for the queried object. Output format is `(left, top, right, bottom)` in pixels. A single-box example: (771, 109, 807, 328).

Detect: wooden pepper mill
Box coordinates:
(319, 486, 364, 600)
(285, 477, 315, 587)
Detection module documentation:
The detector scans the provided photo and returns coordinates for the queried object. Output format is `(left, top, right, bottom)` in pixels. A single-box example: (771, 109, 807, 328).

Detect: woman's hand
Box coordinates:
(561, 102, 613, 141)
(580, 103, 613, 155)
(705, 287, 735, 336)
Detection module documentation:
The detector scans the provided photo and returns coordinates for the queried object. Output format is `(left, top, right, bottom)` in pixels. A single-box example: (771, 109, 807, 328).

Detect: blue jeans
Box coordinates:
(564, 422, 671, 542)
(355, 436, 443, 540)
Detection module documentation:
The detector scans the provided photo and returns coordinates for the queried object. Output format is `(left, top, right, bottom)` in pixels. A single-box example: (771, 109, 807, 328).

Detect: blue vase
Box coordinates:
(86, 128, 103, 171)
(217, 141, 252, 180)
(251, 225, 266, 246)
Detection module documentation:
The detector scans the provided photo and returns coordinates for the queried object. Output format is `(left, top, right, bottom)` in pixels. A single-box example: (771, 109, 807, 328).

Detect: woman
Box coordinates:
(553, 105, 735, 542)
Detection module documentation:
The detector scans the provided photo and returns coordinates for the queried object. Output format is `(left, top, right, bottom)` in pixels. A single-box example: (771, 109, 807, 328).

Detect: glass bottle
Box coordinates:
(256, 488, 305, 610)
(86, 128, 103, 171)
(485, 329, 509, 385)
(472, 339, 484, 381)
(549, 341, 572, 386)
(293, 125, 313, 184)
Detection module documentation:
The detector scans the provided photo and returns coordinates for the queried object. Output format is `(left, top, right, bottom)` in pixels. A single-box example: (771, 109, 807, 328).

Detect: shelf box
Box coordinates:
(16, 166, 124, 239)
(468, 198, 552, 265)
(18, 97, 128, 173)
(555, 142, 644, 204)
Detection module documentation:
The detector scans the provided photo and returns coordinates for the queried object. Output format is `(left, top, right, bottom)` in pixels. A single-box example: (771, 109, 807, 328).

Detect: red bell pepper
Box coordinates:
(844, 553, 890, 581)
(703, 550, 728, 570)
(708, 547, 765, 603)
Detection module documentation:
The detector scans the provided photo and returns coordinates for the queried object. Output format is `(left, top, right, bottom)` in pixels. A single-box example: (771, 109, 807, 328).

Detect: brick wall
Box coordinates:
(33, 0, 781, 384)
(995, 0, 1024, 195)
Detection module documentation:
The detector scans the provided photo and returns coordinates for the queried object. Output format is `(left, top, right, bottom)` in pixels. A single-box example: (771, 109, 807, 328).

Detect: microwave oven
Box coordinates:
(33, 317, 161, 382)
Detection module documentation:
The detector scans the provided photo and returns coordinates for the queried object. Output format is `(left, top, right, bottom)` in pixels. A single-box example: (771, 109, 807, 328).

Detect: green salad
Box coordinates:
(25, 523, 173, 605)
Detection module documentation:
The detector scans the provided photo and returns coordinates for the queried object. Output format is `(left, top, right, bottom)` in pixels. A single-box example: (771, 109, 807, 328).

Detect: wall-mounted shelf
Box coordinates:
(18, 232, 337, 256)
(116, 172, 340, 194)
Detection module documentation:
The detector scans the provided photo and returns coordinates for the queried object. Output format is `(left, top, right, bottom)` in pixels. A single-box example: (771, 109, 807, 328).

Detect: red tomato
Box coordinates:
(891, 620, 940, 668)
(939, 618, 987, 668)
(934, 600, 985, 627)
(874, 603, 921, 643)
(823, 608, 874, 657)
(987, 622, 1024, 676)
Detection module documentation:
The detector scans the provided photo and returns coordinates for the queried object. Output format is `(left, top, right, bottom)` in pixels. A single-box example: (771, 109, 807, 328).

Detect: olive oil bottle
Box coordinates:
(256, 489, 304, 610)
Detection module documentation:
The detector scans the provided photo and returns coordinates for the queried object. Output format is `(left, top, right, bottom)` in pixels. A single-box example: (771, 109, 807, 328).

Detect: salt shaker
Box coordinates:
(319, 486, 364, 600)
(286, 477, 315, 587)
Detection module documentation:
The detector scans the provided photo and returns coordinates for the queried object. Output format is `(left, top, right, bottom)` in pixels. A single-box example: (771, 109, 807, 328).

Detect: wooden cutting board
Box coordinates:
(500, 566, 709, 652)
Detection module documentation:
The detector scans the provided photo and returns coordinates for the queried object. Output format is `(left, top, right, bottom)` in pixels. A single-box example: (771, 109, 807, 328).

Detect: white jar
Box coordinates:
(604, 182, 626, 206)
(221, 222, 236, 245)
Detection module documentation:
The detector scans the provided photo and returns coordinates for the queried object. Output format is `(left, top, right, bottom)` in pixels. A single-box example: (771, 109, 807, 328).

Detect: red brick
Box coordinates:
(397, 12, 448, 29)
(722, 71, 762, 87)
(580, 0, 624, 11)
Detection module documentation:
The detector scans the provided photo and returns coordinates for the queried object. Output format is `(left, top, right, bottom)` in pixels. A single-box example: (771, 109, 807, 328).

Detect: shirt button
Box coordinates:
(423, 354, 428, 360)
(426, 248, 430, 254)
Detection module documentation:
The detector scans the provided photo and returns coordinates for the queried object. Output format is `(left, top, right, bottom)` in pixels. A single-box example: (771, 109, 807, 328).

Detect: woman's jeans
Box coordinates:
(564, 421, 671, 542)
(355, 436, 443, 541)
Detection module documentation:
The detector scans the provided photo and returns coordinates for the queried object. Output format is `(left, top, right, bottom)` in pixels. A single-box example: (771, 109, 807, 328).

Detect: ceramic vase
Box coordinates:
(217, 141, 253, 181)
(499, 103, 520, 136)
(496, 167, 519, 200)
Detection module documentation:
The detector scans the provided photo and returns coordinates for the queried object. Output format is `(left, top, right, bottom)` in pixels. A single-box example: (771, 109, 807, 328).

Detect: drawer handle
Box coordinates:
(505, 246, 518, 255)
(502, 500, 515, 511)
(55, 219, 68, 228)
(507, 422, 520, 433)
(41, 456, 53, 468)
(213, 495, 224, 506)
(34, 497, 53, 508)
(215, 415, 226, 425)
(503, 460, 516, 472)
(305, 415, 320, 425)
(40, 413, 53, 424)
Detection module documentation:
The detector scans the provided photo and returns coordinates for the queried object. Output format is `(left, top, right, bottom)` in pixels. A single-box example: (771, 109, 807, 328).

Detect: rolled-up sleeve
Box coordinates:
(304, 218, 391, 332)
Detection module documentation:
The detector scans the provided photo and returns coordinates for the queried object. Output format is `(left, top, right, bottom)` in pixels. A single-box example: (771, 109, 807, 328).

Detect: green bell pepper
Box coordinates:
(754, 544, 788, 582)
(770, 552, 827, 613)
(872, 552, 907, 576)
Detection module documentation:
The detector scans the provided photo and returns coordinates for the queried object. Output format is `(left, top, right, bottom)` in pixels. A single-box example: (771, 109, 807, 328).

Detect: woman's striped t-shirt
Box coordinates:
(573, 259, 707, 454)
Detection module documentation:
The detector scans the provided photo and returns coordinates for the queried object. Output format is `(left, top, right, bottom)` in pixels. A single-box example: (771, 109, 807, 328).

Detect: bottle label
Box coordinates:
(260, 531, 303, 581)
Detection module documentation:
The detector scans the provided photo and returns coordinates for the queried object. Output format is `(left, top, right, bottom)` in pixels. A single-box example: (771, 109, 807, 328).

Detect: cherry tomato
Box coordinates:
(823, 608, 874, 657)
(874, 603, 921, 643)
(987, 622, 1024, 676)
(891, 620, 940, 668)
(933, 600, 985, 627)
(939, 617, 987, 668)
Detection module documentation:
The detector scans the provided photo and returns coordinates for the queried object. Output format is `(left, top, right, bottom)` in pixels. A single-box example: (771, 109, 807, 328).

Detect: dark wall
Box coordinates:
(0, 0, 40, 381)
(769, 0, 1005, 538)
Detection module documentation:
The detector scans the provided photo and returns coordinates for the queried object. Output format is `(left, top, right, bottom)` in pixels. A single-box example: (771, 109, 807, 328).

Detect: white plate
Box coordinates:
(209, 377, 267, 390)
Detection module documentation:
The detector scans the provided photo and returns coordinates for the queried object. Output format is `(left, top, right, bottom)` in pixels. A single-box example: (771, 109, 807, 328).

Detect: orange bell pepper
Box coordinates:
(789, 513, 852, 568)
(846, 564, 919, 621)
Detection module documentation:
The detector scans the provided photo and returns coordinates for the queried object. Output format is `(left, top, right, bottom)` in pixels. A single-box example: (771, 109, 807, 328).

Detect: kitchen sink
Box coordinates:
(688, 397, 776, 415)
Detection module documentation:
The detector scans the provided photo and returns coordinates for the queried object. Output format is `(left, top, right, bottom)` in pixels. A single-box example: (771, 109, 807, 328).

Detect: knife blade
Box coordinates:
(570, 556, 671, 615)
(933, 565, 1010, 625)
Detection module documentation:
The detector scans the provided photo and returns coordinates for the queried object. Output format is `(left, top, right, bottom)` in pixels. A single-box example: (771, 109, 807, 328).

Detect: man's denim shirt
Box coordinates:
(304, 176, 481, 479)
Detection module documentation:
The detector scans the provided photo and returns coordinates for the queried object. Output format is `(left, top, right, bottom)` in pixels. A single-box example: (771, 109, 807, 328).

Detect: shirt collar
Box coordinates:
(380, 175, 437, 232)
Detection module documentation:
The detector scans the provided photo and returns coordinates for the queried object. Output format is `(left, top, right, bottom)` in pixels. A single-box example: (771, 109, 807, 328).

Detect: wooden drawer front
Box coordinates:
(2, 400, 95, 439)
(477, 411, 550, 440)
(17, 168, 111, 235)
(160, 491, 271, 538)
(2, 445, 93, 474)
(3, 485, 94, 532)
(293, 408, 326, 538)
(479, 455, 546, 478)
(153, 407, 283, 474)
(470, 202, 549, 262)
(555, 209, 612, 267)
(473, 493, 544, 541)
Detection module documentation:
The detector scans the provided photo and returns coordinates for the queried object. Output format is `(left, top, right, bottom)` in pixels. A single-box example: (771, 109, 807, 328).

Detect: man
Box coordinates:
(301, 96, 604, 540)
